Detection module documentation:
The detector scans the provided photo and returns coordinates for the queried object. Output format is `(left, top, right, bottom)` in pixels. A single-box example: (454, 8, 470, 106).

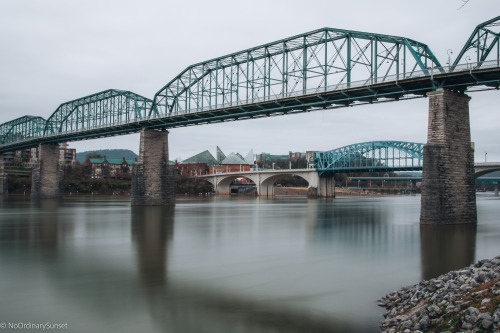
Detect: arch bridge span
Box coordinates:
(201, 140, 424, 197)
(200, 169, 323, 197)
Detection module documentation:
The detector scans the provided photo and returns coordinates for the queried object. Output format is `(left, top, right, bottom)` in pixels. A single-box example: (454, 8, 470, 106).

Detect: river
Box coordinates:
(0, 194, 499, 332)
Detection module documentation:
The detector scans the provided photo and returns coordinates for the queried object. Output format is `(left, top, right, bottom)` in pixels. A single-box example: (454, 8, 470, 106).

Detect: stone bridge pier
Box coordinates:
(31, 144, 65, 198)
(420, 88, 476, 224)
(131, 129, 175, 205)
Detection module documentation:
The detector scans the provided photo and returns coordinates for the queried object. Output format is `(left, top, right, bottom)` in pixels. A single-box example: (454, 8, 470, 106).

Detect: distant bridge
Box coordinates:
(314, 141, 423, 175)
(200, 140, 500, 197)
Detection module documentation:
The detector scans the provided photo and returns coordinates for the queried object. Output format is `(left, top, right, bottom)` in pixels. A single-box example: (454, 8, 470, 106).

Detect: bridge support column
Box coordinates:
(318, 176, 335, 198)
(31, 144, 64, 198)
(132, 129, 175, 205)
(0, 154, 7, 195)
(420, 88, 476, 224)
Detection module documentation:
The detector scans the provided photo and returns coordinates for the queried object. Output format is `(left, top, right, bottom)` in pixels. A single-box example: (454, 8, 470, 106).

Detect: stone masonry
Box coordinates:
(31, 144, 64, 198)
(131, 129, 175, 205)
(0, 153, 7, 195)
(420, 88, 476, 224)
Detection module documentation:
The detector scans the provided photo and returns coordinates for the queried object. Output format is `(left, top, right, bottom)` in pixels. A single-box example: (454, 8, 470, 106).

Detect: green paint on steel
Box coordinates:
(1, 17, 500, 154)
(314, 141, 424, 174)
(150, 27, 442, 118)
(0, 116, 46, 145)
(452, 16, 500, 70)
(44, 89, 153, 136)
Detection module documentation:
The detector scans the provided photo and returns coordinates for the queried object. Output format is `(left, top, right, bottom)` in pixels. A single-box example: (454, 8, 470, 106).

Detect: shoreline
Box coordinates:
(378, 255, 500, 332)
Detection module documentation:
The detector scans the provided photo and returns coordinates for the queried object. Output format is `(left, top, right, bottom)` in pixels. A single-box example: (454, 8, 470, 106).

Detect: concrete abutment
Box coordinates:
(31, 144, 64, 198)
(131, 129, 175, 205)
(420, 88, 476, 224)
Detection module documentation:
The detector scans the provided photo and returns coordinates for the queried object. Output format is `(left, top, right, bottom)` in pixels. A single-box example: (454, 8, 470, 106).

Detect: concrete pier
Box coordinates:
(131, 129, 175, 205)
(420, 88, 476, 224)
(31, 144, 64, 198)
(318, 176, 335, 198)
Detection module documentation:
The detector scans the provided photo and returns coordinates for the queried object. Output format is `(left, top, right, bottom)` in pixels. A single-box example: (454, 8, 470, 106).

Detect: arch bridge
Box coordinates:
(201, 141, 424, 197)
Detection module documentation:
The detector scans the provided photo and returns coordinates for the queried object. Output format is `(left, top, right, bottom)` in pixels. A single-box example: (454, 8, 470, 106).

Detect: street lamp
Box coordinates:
(447, 49, 453, 69)
(465, 56, 471, 69)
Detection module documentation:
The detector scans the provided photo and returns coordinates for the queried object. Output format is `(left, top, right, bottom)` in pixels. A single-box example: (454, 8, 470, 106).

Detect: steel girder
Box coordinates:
(44, 89, 153, 136)
(151, 28, 442, 118)
(0, 116, 46, 145)
(452, 16, 500, 70)
(315, 141, 424, 174)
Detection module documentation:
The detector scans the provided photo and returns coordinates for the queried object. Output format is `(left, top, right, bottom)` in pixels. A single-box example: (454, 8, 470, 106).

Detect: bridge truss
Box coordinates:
(1, 17, 500, 154)
(0, 116, 46, 145)
(151, 28, 442, 121)
(452, 16, 500, 69)
(315, 141, 424, 175)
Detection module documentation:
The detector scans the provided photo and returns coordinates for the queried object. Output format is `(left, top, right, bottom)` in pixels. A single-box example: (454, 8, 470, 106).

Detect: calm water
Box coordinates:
(0, 194, 500, 332)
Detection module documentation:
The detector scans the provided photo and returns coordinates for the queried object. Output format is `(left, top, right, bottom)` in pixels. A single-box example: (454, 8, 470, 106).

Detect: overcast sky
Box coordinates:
(1, 0, 499, 162)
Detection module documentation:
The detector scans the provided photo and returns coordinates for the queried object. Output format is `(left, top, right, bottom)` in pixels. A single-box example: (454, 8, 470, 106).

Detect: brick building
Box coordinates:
(2, 143, 76, 168)
(87, 157, 136, 179)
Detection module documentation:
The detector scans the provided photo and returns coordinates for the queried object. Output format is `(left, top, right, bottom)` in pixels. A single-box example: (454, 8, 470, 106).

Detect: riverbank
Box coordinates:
(378, 255, 500, 332)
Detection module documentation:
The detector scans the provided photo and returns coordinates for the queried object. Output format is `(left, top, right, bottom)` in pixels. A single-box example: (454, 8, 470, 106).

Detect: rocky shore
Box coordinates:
(378, 255, 500, 332)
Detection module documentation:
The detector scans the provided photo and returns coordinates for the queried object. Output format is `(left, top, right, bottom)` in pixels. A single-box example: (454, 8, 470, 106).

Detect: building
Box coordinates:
(177, 148, 255, 175)
(87, 157, 136, 179)
(2, 143, 76, 168)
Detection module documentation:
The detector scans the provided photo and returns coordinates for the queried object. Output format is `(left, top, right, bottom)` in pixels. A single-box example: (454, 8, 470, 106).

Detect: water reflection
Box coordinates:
(420, 224, 477, 280)
(130, 202, 359, 333)
(311, 198, 419, 253)
(0, 196, 496, 333)
(131, 206, 174, 286)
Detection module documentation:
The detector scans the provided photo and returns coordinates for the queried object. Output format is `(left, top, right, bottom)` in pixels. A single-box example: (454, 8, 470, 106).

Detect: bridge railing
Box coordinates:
(1, 60, 499, 152)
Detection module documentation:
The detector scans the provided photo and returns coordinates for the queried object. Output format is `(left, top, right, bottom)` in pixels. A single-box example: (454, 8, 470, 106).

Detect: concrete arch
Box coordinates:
(474, 163, 500, 178)
(207, 175, 258, 196)
(475, 168, 500, 178)
(260, 173, 310, 197)
(201, 169, 326, 197)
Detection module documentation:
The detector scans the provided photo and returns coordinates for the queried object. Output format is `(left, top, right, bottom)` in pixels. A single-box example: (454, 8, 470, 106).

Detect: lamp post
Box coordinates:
(447, 49, 453, 70)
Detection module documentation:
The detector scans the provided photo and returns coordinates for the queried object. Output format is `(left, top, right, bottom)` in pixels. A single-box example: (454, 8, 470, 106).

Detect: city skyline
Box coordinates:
(1, 0, 499, 162)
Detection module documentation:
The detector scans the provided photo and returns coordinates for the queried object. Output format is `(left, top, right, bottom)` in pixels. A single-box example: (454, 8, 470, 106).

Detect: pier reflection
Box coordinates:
(131, 205, 174, 286)
(420, 224, 477, 280)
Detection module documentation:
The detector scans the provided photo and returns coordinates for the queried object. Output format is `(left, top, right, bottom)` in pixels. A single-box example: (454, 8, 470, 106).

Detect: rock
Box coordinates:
(493, 308, 500, 323)
(476, 273, 489, 283)
(466, 307, 480, 316)
(378, 255, 500, 332)
(402, 320, 413, 328)
(481, 298, 491, 307)
(427, 304, 442, 318)
(481, 319, 493, 329)
(479, 313, 492, 319)
(418, 315, 430, 330)
(461, 322, 473, 330)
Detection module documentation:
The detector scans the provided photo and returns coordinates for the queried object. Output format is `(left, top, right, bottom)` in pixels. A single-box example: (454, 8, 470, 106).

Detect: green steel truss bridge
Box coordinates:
(1, 16, 500, 154)
(315, 141, 424, 175)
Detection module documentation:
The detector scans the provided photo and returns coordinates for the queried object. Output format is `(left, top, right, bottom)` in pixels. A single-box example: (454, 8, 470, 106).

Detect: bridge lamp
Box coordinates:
(464, 56, 472, 70)
(447, 49, 453, 68)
